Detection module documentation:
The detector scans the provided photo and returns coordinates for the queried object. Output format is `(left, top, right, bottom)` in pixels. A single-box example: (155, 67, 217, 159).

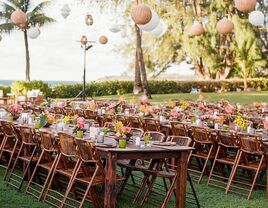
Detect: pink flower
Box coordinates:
(122, 126, 131, 133)
(140, 96, 147, 105)
(77, 117, 85, 129)
(264, 121, 268, 129)
(225, 104, 234, 113)
(171, 109, 179, 119)
(58, 101, 66, 108)
(198, 102, 205, 109)
(9, 104, 21, 114)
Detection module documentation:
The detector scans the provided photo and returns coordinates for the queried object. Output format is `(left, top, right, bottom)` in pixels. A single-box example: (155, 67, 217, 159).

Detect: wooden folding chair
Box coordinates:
(7, 126, 40, 191)
(144, 118, 160, 132)
(188, 126, 215, 184)
(207, 131, 240, 190)
(43, 132, 81, 207)
(60, 139, 106, 208)
(25, 130, 59, 201)
(170, 121, 189, 137)
(128, 116, 143, 129)
(226, 134, 267, 199)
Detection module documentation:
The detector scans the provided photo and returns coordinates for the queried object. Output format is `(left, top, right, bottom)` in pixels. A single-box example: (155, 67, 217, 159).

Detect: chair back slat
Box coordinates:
(168, 136, 192, 147)
(58, 132, 76, 157)
(144, 131, 165, 142)
(144, 118, 160, 131)
(192, 126, 211, 143)
(238, 134, 263, 154)
(171, 122, 188, 137)
(39, 130, 57, 151)
(20, 126, 37, 145)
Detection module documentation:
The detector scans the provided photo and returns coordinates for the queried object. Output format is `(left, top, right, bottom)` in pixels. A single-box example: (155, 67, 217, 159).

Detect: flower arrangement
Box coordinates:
(166, 100, 176, 109)
(88, 100, 95, 111)
(63, 115, 71, 124)
(179, 100, 190, 110)
(139, 105, 153, 116)
(253, 102, 261, 109)
(200, 114, 215, 123)
(57, 101, 66, 108)
(170, 108, 179, 119)
(140, 96, 148, 105)
(234, 113, 247, 131)
(8, 104, 21, 115)
(77, 117, 85, 130)
(114, 121, 132, 138)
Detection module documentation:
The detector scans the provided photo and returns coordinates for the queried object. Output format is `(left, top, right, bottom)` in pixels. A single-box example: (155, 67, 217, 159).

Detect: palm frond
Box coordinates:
(27, 0, 52, 15)
(0, 22, 15, 33)
(28, 13, 55, 27)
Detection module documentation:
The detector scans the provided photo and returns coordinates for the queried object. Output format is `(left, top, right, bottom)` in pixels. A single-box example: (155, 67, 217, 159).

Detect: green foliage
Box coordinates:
(11, 81, 52, 97)
(0, 86, 11, 96)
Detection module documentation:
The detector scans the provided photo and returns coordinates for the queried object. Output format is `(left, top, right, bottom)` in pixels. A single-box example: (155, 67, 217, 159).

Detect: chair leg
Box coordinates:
(207, 145, 221, 186)
(3, 139, 19, 181)
(198, 144, 214, 184)
(161, 175, 177, 208)
(133, 173, 150, 204)
(25, 149, 45, 194)
(226, 151, 242, 194)
(18, 146, 37, 191)
(140, 175, 158, 206)
(0, 136, 7, 160)
(188, 172, 200, 208)
(7, 143, 23, 184)
(247, 155, 264, 200)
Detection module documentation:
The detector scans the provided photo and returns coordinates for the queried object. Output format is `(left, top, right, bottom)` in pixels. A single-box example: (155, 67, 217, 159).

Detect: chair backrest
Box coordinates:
(237, 134, 263, 154)
(54, 107, 65, 115)
(128, 116, 142, 129)
(168, 136, 192, 147)
(84, 109, 97, 120)
(144, 118, 160, 131)
(58, 132, 76, 157)
(75, 109, 85, 117)
(192, 126, 211, 144)
(218, 131, 238, 148)
(0, 121, 14, 137)
(39, 130, 58, 151)
(19, 126, 37, 145)
(130, 128, 144, 138)
(115, 114, 128, 126)
(144, 131, 165, 142)
(170, 121, 188, 137)
(64, 108, 74, 116)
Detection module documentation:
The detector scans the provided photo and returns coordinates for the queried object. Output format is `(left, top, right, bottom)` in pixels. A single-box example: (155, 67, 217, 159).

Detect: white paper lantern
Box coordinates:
(138, 9, 160, 32)
(249, 11, 264, 26)
(28, 27, 40, 39)
(151, 22, 165, 37)
(61, 4, 71, 19)
(109, 23, 121, 33)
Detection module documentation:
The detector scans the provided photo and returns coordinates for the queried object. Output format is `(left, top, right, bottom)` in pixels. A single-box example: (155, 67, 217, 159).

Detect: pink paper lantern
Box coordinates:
(131, 4, 152, 25)
(11, 10, 27, 25)
(235, 0, 256, 12)
(216, 18, 234, 35)
(190, 23, 204, 36)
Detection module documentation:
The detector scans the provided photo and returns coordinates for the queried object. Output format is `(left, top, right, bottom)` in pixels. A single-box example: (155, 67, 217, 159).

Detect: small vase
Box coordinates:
(119, 138, 127, 149)
(7, 115, 13, 122)
(76, 130, 84, 139)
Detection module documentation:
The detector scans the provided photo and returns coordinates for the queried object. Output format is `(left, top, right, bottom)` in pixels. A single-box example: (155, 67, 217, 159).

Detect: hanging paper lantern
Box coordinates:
(131, 4, 152, 25)
(216, 18, 234, 34)
(11, 10, 27, 25)
(61, 4, 71, 19)
(85, 14, 93, 26)
(235, 0, 256, 12)
(189, 22, 204, 36)
(28, 27, 40, 39)
(249, 11, 264, 26)
(138, 9, 160, 32)
(80, 35, 88, 45)
(99, 35, 108, 44)
(151, 22, 165, 37)
(109, 23, 121, 33)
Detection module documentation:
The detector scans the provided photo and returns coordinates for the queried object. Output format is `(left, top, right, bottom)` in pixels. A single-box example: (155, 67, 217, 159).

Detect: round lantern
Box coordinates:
(138, 9, 160, 32)
(131, 4, 152, 25)
(99, 35, 108, 44)
(249, 11, 264, 26)
(189, 22, 204, 36)
(216, 18, 234, 34)
(85, 14, 93, 26)
(109, 23, 121, 33)
(61, 4, 71, 19)
(11, 10, 27, 25)
(28, 27, 40, 39)
(235, 0, 256, 12)
(80, 35, 88, 45)
(151, 22, 165, 37)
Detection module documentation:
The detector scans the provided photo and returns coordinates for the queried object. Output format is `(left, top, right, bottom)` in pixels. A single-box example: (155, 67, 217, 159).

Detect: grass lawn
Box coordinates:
(95, 92, 268, 104)
(0, 168, 268, 208)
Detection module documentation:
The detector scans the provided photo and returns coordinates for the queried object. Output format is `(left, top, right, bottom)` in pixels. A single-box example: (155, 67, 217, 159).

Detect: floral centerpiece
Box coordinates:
(179, 100, 190, 111)
(8, 104, 22, 120)
(234, 113, 247, 131)
(74, 117, 86, 138)
(114, 121, 132, 140)
(63, 115, 71, 124)
(170, 108, 180, 120)
(88, 100, 95, 111)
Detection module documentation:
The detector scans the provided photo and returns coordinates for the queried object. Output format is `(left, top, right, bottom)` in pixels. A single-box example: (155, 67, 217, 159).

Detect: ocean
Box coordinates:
(0, 80, 80, 86)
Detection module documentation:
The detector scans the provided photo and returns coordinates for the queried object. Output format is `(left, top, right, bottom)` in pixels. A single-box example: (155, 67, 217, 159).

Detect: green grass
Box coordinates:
(95, 92, 268, 104)
(1, 169, 268, 208)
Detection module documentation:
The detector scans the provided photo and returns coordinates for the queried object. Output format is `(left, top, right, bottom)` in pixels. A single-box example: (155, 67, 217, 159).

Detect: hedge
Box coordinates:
(4, 78, 268, 99)
(0, 86, 11, 96)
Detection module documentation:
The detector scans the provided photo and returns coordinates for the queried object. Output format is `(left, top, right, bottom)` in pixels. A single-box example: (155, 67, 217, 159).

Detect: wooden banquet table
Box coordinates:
(97, 144, 193, 208)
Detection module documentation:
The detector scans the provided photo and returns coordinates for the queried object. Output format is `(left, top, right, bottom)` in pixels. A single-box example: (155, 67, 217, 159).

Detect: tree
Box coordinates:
(0, 0, 55, 81)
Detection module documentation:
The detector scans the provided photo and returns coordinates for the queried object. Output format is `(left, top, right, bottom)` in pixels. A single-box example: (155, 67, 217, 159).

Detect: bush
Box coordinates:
(0, 86, 11, 96)
(11, 81, 52, 97)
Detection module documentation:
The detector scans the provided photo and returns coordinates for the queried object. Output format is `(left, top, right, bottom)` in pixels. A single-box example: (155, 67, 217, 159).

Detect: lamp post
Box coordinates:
(76, 35, 108, 101)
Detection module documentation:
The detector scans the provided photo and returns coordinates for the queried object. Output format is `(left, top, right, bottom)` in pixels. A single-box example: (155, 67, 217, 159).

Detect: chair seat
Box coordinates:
(237, 161, 266, 171)
(19, 155, 40, 162)
(39, 162, 55, 170)
(191, 152, 215, 159)
(216, 155, 237, 165)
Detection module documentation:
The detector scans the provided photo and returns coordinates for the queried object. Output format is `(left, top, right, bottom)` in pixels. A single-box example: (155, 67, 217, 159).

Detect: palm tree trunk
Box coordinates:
(136, 25, 151, 98)
(134, 25, 142, 93)
(24, 30, 30, 81)
(243, 77, 248, 91)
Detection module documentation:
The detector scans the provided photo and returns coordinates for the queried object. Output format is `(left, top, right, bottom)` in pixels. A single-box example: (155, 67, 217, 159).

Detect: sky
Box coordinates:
(0, 0, 132, 81)
(0, 0, 194, 82)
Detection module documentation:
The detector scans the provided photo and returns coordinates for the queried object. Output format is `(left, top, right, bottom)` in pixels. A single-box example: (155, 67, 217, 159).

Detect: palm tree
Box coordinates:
(0, 0, 55, 81)
(233, 39, 266, 91)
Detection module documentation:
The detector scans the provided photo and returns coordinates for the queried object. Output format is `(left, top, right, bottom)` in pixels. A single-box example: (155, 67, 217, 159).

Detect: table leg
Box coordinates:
(176, 151, 189, 208)
(104, 152, 117, 208)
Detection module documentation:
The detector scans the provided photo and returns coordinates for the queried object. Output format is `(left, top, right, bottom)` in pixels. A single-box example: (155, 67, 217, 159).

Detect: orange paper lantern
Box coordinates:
(131, 4, 152, 25)
(190, 23, 204, 36)
(216, 18, 234, 35)
(235, 0, 256, 12)
(99, 35, 108, 44)
(11, 10, 27, 25)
